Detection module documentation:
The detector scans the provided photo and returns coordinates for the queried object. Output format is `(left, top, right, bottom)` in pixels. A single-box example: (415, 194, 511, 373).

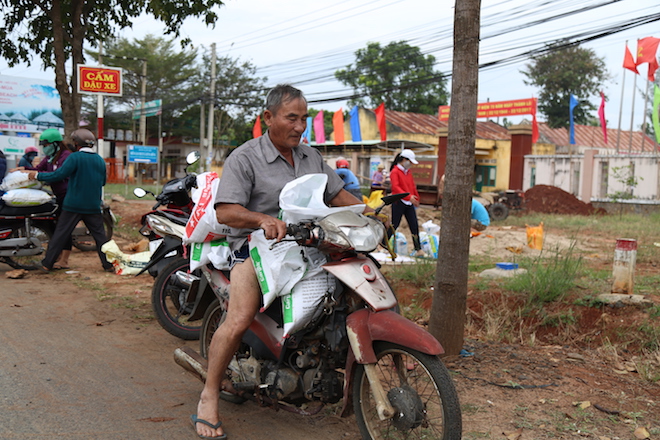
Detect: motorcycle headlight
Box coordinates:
(146, 215, 185, 238)
(318, 211, 384, 252)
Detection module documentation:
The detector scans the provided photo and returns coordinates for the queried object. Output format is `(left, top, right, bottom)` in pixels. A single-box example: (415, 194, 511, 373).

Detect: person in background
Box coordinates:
(25, 129, 113, 273)
(370, 164, 386, 192)
(471, 198, 491, 232)
(334, 158, 363, 201)
(18, 146, 39, 169)
(0, 150, 6, 181)
(390, 149, 424, 257)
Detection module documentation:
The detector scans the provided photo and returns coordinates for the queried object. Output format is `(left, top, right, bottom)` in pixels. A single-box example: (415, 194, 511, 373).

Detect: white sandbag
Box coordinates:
(281, 268, 335, 338)
(420, 231, 439, 259)
(279, 173, 364, 224)
(189, 239, 232, 272)
(183, 172, 232, 244)
(2, 188, 52, 206)
(0, 171, 41, 191)
(422, 219, 441, 235)
(249, 229, 306, 311)
(101, 240, 151, 275)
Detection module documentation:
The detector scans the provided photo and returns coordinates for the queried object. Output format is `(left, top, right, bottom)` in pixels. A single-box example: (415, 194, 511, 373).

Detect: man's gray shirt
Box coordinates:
(215, 132, 345, 251)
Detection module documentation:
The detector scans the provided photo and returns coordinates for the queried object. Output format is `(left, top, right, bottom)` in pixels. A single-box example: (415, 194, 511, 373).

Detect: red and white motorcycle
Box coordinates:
(174, 193, 462, 439)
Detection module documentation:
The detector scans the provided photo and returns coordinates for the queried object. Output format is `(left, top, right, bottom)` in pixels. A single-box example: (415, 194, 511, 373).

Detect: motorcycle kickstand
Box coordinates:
(363, 363, 395, 421)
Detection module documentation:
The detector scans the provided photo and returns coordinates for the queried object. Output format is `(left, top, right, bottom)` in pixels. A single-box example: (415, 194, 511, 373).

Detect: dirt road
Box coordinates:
(0, 262, 360, 440)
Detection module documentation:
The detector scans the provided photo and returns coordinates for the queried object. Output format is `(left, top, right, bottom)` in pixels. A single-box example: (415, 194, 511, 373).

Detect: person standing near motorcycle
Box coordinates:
(193, 84, 374, 440)
(389, 149, 424, 257)
(14, 129, 74, 268)
(25, 129, 113, 273)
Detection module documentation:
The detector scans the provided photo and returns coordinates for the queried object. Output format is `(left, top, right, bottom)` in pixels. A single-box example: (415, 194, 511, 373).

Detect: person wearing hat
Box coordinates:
(334, 158, 363, 200)
(389, 149, 424, 256)
(18, 146, 39, 169)
(370, 163, 386, 192)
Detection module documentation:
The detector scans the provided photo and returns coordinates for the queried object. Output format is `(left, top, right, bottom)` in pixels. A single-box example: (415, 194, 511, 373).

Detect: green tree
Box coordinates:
(335, 41, 448, 115)
(85, 35, 200, 140)
(0, 0, 223, 135)
(195, 48, 268, 146)
(522, 42, 609, 128)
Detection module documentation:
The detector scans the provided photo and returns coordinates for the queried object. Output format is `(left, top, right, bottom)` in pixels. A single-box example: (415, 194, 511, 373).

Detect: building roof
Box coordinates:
(537, 122, 657, 153)
(380, 108, 511, 140)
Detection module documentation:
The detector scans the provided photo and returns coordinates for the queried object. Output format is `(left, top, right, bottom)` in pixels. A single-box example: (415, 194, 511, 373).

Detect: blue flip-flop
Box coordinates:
(190, 414, 227, 440)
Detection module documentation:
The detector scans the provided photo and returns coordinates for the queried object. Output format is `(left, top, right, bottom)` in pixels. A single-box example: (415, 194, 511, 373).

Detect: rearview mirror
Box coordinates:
(133, 188, 147, 198)
(186, 151, 201, 165)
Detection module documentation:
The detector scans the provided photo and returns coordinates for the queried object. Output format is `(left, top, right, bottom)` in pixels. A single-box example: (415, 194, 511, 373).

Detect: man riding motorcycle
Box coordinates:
(192, 84, 375, 439)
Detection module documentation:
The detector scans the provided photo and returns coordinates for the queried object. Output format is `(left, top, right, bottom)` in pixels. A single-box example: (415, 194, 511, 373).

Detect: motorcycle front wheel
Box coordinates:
(6, 222, 53, 269)
(151, 257, 201, 340)
(353, 342, 462, 440)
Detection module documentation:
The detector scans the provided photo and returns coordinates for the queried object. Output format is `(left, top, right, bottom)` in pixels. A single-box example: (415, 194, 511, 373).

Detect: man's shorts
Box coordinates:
(229, 242, 250, 269)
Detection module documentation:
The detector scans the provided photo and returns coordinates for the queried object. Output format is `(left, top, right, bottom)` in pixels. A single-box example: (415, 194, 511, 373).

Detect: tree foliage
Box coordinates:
(83, 36, 267, 145)
(522, 42, 609, 129)
(335, 41, 448, 115)
(0, 0, 224, 135)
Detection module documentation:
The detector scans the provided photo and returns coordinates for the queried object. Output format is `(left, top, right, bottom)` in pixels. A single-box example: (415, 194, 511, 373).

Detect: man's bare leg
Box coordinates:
(195, 259, 260, 439)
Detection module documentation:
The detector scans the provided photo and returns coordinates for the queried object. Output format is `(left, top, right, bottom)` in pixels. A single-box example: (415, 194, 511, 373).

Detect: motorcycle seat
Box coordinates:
(0, 201, 58, 217)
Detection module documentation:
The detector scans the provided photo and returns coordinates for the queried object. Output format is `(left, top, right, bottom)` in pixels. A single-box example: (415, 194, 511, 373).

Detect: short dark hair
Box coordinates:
(265, 84, 306, 114)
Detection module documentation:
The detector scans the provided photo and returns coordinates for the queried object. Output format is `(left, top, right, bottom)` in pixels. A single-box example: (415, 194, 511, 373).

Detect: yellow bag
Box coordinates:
(526, 222, 544, 250)
(365, 190, 384, 209)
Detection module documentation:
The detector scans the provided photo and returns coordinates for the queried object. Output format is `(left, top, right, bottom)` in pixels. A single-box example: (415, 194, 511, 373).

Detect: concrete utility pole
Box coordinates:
(206, 43, 217, 171)
(140, 60, 148, 145)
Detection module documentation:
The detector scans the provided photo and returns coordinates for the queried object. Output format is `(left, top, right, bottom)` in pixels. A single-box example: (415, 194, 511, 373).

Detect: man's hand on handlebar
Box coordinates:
(259, 216, 287, 242)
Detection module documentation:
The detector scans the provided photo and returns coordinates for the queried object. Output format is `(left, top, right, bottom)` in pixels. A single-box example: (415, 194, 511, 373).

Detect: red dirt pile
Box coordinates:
(524, 185, 602, 215)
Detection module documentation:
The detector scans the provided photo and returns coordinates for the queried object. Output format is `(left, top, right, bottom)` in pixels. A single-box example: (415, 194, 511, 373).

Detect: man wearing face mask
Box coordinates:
(389, 149, 424, 257)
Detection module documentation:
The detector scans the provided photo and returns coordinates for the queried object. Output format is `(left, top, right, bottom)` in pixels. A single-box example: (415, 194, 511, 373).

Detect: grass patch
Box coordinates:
(383, 260, 435, 289)
(104, 183, 161, 200)
(505, 242, 583, 305)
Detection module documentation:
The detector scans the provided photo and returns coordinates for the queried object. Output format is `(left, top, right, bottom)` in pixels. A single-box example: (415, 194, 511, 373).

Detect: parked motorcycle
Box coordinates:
(134, 151, 203, 340)
(174, 193, 462, 439)
(0, 200, 58, 269)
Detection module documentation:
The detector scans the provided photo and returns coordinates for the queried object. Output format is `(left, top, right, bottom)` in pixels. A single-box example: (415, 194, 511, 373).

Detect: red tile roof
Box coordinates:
(538, 122, 657, 153)
(379, 109, 510, 140)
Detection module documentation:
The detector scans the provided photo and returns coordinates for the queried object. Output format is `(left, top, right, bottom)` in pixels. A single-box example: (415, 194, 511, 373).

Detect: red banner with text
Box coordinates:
(438, 98, 538, 142)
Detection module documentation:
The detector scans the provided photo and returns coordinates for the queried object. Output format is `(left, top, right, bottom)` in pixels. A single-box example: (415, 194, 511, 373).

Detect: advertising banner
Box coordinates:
(438, 98, 536, 121)
(77, 65, 123, 96)
(0, 75, 62, 129)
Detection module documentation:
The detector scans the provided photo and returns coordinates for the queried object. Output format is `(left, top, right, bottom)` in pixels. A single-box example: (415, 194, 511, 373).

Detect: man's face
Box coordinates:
(264, 97, 308, 151)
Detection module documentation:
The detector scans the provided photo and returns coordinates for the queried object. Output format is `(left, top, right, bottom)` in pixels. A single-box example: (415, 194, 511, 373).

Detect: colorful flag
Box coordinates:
(374, 103, 387, 141)
(623, 45, 639, 74)
(252, 115, 262, 138)
(301, 116, 312, 144)
(349, 106, 362, 142)
(569, 94, 578, 145)
(635, 37, 660, 66)
(653, 84, 660, 144)
(648, 57, 659, 82)
(313, 111, 326, 144)
(332, 109, 345, 145)
(598, 91, 607, 144)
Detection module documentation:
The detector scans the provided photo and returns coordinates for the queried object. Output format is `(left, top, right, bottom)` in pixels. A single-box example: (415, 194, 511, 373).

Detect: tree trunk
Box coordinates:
(428, 0, 481, 356)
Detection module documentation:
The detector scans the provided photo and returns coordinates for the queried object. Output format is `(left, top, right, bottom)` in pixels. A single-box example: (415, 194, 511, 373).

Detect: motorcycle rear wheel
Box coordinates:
(6, 223, 53, 270)
(353, 342, 461, 440)
(151, 257, 202, 340)
(200, 298, 247, 404)
(72, 215, 114, 252)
